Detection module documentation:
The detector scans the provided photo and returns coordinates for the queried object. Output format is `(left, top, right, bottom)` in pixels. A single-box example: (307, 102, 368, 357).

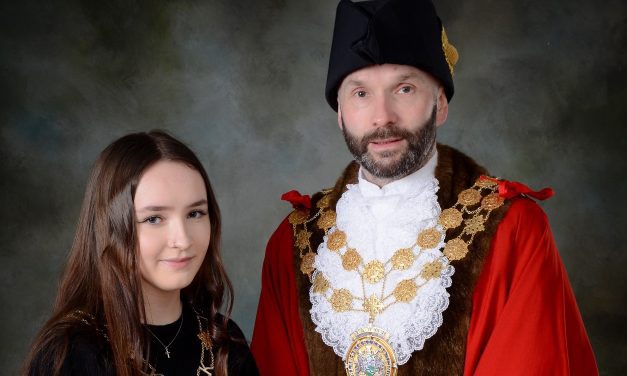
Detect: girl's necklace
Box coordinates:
(145, 314, 184, 359)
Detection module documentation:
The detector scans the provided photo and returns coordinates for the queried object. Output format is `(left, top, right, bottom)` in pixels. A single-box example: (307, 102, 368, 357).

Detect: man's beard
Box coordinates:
(341, 105, 437, 180)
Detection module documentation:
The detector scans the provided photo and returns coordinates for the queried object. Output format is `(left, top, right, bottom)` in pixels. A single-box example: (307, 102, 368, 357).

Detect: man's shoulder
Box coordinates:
(501, 196, 550, 232)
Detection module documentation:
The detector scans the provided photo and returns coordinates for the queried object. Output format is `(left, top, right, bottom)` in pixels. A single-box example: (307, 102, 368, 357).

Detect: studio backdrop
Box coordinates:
(1, 0, 625, 374)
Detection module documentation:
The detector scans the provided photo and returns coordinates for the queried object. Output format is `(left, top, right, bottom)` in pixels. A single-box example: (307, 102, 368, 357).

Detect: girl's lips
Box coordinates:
(161, 256, 194, 268)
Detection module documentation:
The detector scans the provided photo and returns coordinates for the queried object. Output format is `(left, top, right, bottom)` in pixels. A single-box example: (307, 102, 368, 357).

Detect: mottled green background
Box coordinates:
(1, 0, 625, 374)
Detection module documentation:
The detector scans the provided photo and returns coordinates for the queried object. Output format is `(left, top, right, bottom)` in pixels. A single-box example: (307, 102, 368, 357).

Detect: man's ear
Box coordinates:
(337, 102, 343, 130)
(435, 88, 449, 128)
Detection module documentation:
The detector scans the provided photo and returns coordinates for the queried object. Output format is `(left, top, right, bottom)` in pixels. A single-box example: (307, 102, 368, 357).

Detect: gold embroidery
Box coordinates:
(416, 227, 441, 249)
(342, 248, 362, 271)
(458, 188, 481, 206)
(300, 252, 316, 276)
(439, 208, 463, 229)
(312, 273, 330, 294)
(420, 261, 443, 280)
(476, 177, 498, 188)
(481, 192, 504, 210)
(327, 230, 347, 251)
(464, 216, 485, 235)
(363, 260, 386, 284)
(441, 27, 459, 76)
(295, 230, 312, 250)
(393, 280, 418, 302)
(363, 295, 384, 321)
(391, 248, 415, 270)
(288, 210, 309, 225)
(317, 194, 333, 209)
(330, 289, 353, 312)
(443, 238, 468, 261)
(291, 175, 506, 326)
(317, 211, 336, 230)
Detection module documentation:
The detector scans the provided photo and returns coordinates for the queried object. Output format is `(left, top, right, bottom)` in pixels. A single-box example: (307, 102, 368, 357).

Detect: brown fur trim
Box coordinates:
(292, 144, 511, 375)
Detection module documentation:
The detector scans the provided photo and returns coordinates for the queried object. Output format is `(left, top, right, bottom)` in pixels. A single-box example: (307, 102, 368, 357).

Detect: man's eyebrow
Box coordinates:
(343, 79, 364, 88)
(397, 72, 426, 83)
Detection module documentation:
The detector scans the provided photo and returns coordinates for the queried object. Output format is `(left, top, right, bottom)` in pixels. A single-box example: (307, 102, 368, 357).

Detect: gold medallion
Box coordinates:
(420, 260, 444, 280)
(288, 210, 308, 225)
(481, 192, 504, 210)
(438, 208, 463, 229)
(458, 188, 481, 206)
(317, 210, 336, 230)
(342, 248, 362, 271)
(317, 194, 333, 209)
(416, 227, 441, 249)
(345, 327, 397, 376)
(363, 260, 386, 284)
(464, 215, 485, 234)
(300, 252, 316, 275)
(327, 230, 347, 251)
(391, 248, 415, 270)
(330, 289, 353, 312)
(392, 279, 418, 302)
(312, 273, 330, 293)
(443, 238, 468, 261)
(295, 230, 312, 250)
(476, 177, 498, 188)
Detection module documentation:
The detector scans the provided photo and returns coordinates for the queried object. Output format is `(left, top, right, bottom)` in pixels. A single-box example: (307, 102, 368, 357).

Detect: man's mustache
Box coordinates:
(361, 126, 412, 145)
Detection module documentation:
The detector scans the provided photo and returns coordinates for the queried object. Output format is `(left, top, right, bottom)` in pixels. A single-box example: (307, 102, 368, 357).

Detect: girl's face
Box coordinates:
(134, 161, 210, 301)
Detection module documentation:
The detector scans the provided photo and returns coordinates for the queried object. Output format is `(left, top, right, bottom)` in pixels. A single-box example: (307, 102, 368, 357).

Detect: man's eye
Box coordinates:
(398, 86, 413, 94)
(188, 210, 207, 219)
(355, 90, 367, 98)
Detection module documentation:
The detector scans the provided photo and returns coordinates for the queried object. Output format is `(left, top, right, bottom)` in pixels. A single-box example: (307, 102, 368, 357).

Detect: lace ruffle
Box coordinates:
(309, 178, 454, 364)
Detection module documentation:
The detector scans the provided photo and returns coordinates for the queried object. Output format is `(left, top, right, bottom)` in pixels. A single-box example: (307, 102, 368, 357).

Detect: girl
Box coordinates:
(23, 131, 258, 375)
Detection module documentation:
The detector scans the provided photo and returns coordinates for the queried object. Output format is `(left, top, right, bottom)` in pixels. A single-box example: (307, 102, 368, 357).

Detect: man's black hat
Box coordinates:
(325, 0, 458, 111)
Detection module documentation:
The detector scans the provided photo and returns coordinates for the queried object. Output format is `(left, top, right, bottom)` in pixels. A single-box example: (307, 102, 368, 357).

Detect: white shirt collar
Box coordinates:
(357, 150, 438, 198)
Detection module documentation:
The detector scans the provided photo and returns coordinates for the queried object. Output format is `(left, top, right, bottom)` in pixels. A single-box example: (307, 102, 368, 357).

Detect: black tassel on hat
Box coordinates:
(325, 0, 458, 111)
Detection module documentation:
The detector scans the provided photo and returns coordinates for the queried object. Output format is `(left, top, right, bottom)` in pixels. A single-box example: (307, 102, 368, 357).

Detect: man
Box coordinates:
(251, 0, 598, 375)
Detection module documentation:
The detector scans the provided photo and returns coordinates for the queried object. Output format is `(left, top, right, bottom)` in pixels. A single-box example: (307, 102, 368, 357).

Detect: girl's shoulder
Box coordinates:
(61, 310, 114, 375)
(27, 311, 114, 376)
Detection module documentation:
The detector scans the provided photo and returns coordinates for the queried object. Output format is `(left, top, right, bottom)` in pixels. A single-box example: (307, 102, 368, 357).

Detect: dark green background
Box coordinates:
(1, 0, 625, 374)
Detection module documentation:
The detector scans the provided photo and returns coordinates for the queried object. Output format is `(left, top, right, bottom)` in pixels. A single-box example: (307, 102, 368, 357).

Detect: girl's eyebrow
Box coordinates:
(187, 199, 208, 208)
(136, 199, 208, 213)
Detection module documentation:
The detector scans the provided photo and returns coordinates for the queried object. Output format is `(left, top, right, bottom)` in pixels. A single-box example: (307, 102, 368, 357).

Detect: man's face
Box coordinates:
(337, 64, 448, 182)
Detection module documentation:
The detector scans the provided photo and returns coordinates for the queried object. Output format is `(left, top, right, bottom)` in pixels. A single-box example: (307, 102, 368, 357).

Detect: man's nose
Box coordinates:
(371, 94, 398, 128)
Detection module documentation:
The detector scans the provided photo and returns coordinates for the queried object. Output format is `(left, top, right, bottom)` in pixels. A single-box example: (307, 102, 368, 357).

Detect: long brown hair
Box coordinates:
(23, 131, 234, 376)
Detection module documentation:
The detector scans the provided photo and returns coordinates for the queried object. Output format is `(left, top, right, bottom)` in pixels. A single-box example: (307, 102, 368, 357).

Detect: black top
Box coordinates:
(31, 304, 258, 375)
(144, 304, 258, 375)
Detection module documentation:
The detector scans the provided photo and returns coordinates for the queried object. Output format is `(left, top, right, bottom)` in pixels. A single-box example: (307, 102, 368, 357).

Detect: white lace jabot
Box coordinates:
(310, 151, 455, 365)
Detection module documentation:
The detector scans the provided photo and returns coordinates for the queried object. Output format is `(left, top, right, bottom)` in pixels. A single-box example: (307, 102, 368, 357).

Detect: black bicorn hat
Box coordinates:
(325, 0, 459, 111)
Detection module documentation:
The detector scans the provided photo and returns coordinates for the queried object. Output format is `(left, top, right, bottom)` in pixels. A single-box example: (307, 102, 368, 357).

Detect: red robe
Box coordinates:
(251, 197, 597, 375)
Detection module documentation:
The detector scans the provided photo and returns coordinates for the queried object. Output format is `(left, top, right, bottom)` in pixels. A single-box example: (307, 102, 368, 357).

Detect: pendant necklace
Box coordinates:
(145, 313, 184, 359)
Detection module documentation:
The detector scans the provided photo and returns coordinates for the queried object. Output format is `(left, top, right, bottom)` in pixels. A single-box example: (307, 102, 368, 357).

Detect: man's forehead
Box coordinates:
(340, 64, 432, 87)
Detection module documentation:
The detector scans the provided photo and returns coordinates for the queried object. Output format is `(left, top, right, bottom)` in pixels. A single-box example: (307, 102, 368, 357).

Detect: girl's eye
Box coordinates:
(142, 216, 162, 224)
(188, 210, 207, 219)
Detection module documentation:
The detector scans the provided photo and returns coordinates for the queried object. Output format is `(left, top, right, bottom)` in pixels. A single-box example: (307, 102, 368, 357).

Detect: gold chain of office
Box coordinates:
(289, 176, 504, 322)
